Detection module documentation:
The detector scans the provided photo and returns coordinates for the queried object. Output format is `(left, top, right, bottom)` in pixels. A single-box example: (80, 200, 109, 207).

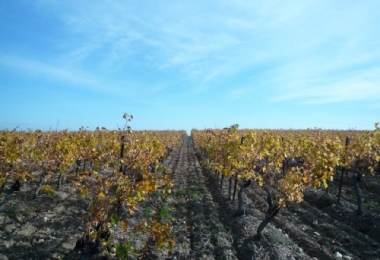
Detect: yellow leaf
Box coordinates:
(168, 238, 175, 249)
(89, 230, 97, 241)
(41, 185, 55, 195)
(257, 176, 264, 187)
(120, 220, 128, 230)
(322, 179, 328, 189)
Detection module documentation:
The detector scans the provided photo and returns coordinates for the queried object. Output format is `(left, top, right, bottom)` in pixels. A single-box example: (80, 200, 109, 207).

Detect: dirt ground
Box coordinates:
(0, 136, 379, 259)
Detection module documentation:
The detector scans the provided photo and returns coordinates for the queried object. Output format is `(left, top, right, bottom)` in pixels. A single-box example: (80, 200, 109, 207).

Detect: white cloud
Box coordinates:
(0, 53, 139, 98)
(17, 0, 380, 101)
(273, 75, 380, 104)
(0, 54, 98, 87)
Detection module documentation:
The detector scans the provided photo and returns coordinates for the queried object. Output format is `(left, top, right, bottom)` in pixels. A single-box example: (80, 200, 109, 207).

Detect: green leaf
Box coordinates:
(111, 214, 119, 225)
(115, 243, 128, 260)
(159, 206, 170, 220)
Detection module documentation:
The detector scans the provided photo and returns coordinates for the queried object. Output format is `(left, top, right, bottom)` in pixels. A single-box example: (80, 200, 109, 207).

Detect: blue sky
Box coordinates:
(1, 1, 379, 133)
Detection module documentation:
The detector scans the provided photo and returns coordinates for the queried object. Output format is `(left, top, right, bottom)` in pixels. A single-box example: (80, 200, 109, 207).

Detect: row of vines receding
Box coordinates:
(0, 113, 186, 259)
(192, 123, 380, 240)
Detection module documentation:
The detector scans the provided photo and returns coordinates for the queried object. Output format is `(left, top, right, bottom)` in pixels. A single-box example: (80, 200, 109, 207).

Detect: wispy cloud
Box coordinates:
(0, 54, 103, 90)
(272, 74, 380, 104)
(1, 0, 379, 131)
(31, 1, 272, 84)
(12, 1, 380, 103)
(0, 53, 146, 101)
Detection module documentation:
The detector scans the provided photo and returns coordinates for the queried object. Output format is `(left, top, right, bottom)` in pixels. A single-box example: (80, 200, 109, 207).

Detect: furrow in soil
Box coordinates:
(157, 136, 239, 259)
(163, 136, 193, 259)
(186, 137, 238, 260)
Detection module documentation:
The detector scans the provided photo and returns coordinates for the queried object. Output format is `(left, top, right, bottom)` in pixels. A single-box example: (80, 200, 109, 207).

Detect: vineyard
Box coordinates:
(0, 117, 380, 259)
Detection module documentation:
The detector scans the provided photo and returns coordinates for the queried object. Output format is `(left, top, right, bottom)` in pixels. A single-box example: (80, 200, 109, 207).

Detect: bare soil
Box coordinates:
(0, 136, 379, 259)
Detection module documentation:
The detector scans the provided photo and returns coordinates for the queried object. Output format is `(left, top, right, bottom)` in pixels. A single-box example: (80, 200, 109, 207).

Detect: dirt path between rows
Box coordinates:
(162, 135, 238, 259)
(1, 135, 379, 259)
(150, 136, 314, 260)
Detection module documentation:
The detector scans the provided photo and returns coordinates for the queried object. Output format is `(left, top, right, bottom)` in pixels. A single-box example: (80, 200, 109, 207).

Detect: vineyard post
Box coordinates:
(337, 136, 350, 205)
(351, 153, 364, 216)
(353, 169, 362, 216)
(232, 136, 245, 201)
(57, 170, 64, 191)
(281, 137, 286, 176)
(232, 173, 238, 202)
(119, 135, 125, 173)
(228, 176, 232, 200)
(75, 159, 80, 177)
(82, 159, 86, 172)
(119, 113, 133, 174)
